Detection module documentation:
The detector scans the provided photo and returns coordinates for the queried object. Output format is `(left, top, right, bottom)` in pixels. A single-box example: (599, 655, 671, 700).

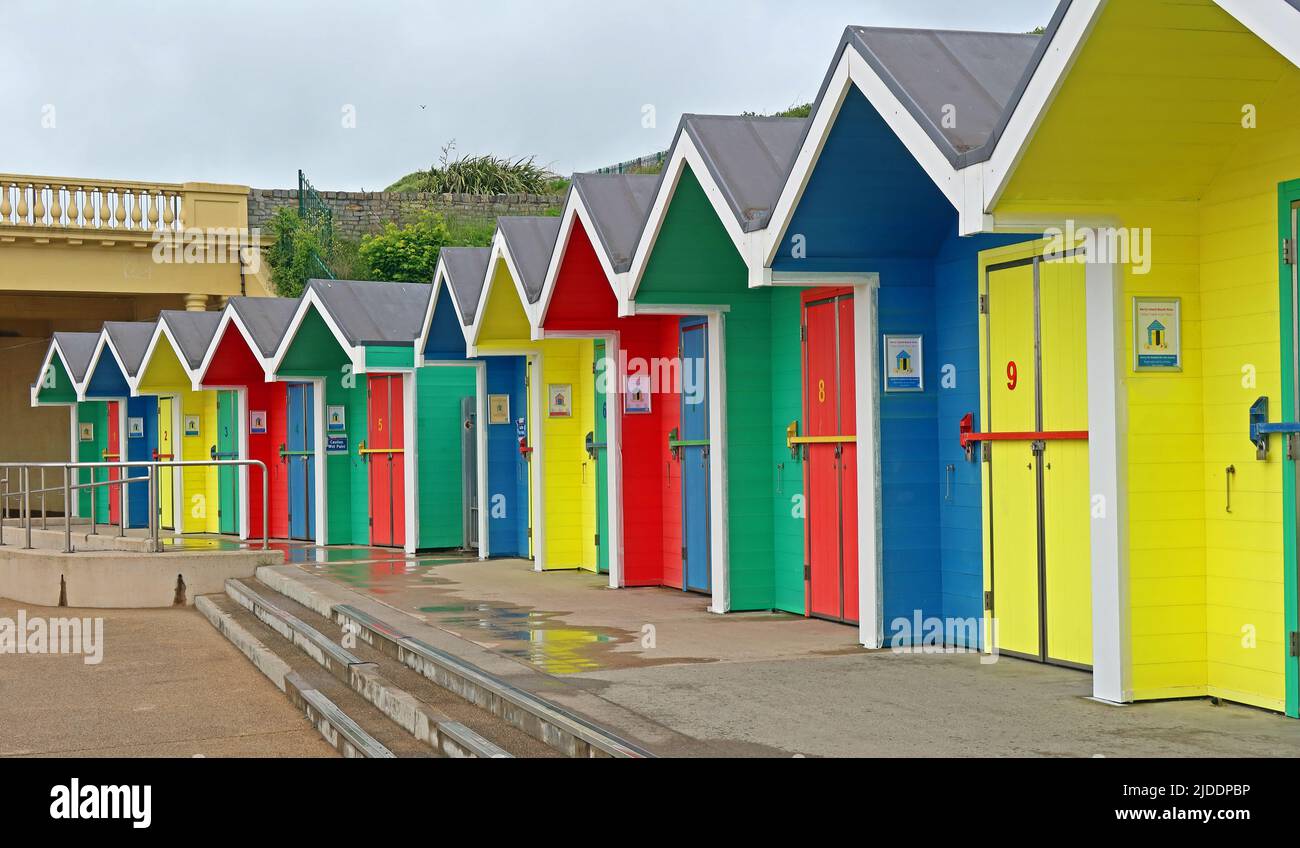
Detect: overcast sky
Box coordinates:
(1, 0, 1059, 190)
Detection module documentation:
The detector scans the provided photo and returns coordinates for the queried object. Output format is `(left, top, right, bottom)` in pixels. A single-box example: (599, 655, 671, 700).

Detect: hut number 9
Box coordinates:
(1006, 361, 1018, 391)
(818, 379, 826, 403)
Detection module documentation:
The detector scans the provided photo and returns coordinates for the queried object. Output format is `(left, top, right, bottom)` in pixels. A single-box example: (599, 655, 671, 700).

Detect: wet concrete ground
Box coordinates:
(300, 554, 1300, 757)
(0, 599, 336, 758)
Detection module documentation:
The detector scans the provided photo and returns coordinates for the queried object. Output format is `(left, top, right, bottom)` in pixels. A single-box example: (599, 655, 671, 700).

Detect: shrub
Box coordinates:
(358, 212, 452, 282)
(265, 208, 327, 298)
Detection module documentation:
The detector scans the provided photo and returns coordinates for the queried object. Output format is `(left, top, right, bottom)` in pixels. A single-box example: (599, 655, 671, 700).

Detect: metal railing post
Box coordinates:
(40, 467, 47, 530)
(119, 469, 127, 537)
(148, 465, 158, 553)
(260, 461, 269, 550)
(63, 467, 72, 553)
(22, 466, 32, 550)
(89, 465, 97, 538)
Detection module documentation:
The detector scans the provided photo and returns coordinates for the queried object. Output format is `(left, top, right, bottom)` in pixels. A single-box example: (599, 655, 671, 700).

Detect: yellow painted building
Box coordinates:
(0, 175, 271, 475)
(468, 218, 600, 572)
(979, 0, 1300, 712)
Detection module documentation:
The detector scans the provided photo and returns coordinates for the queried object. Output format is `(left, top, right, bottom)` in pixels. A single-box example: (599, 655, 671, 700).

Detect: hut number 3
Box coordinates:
(1006, 361, 1018, 391)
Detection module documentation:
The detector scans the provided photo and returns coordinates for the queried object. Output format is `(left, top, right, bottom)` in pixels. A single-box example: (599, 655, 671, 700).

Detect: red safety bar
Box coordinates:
(958, 413, 1087, 450)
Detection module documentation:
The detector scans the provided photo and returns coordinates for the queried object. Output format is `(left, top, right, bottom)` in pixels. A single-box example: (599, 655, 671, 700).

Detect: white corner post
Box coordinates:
(855, 281, 883, 649)
(474, 363, 490, 560)
(707, 310, 730, 614)
(1086, 258, 1132, 703)
(403, 370, 418, 555)
(605, 333, 625, 589)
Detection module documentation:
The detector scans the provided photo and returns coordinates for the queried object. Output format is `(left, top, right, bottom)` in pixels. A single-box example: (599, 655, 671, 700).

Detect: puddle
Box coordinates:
(415, 599, 629, 674)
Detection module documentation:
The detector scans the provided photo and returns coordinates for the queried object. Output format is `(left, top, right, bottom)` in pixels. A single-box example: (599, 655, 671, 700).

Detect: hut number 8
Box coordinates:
(818, 379, 826, 403)
(1006, 361, 1018, 391)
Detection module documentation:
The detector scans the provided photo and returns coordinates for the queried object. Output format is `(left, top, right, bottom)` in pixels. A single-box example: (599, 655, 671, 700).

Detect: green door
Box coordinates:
(216, 390, 239, 535)
(594, 341, 610, 574)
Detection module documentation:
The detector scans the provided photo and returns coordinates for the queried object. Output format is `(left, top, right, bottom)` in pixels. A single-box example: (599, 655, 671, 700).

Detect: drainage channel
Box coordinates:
(199, 576, 603, 758)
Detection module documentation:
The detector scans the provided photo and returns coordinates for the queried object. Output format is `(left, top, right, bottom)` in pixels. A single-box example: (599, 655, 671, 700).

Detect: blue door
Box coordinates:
(680, 318, 711, 593)
(125, 395, 157, 529)
(286, 382, 316, 541)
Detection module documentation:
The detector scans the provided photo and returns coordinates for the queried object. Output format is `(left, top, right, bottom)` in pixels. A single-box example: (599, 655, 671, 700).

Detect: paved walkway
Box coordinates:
(0, 599, 336, 758)
(303, 554, 1300, 758)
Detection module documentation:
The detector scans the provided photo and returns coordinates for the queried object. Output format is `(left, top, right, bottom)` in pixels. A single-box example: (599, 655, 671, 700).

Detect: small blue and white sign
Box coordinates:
(1133, 297, 1181, 371)
(127, 417, 145, 439)
(515, 417, 527, 439)
(326, 434, 348, 455)
(883, 334, 924, 393)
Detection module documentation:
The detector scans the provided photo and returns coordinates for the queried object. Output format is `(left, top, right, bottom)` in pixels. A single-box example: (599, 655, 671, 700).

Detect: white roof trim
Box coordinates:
(267, 287, 366, 377)
(136, 317, 207, 395)
(30, 337, 85, 408)
(1215, 0, 1300, 68)
(621, 129, 763, 311)
(533, 192, 626, 339)
(415, 258, 476, 366)
(465, 229, 537, 348)
(195, 304, 277, 388)
(80, 329, 136, 402)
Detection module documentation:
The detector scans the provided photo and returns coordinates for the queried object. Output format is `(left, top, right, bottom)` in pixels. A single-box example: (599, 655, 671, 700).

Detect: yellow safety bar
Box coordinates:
(356, 440, 404, 456)
(785, 421, 856, 459)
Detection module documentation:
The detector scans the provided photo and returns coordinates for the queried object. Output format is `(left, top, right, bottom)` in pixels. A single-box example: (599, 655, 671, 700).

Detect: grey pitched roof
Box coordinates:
(496, 216, 562, 304)
(228, 296, 300, 358)
(102, 321, 156, 377)
(819, 2, 1070, 170)
(571, 174, 659, 273)
(51, 332, 100, 383)
(159, 310, 223, 370)
(438, 247, 491, 325)
(676, 114, 808, 233)
(305, 279, 432, 346)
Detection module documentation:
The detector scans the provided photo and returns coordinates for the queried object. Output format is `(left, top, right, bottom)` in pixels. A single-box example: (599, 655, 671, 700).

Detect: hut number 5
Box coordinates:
(1006, 361, 1018, 391)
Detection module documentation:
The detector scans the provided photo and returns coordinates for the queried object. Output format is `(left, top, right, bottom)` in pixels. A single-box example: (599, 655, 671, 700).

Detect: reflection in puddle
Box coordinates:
(416, 602, 622, 675)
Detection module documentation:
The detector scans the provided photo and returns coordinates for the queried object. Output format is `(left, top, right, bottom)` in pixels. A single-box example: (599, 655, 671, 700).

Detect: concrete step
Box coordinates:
(255, 566, 655, 759)
(225, 578, 532, 758)
(196, 593, 433, 758)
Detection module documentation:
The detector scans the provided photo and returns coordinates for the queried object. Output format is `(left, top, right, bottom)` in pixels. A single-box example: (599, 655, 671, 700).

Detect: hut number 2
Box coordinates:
(1006, 361, 1018, 391)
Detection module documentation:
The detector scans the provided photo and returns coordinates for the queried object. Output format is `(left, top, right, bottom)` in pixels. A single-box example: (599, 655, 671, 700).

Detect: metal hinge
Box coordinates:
(528, 527, 533, 539)
(982, 442, 991, 462)
(1290, 631, 1299, 658)
(979, 294, 989, 315)
(1285, 238, 1296, 266)
(594, 533, 600, 547)
(681, 546, 687, 561)
(800, 324, 807, 342)
(984, 590, 994, 611)
(804, 564, 811, 581)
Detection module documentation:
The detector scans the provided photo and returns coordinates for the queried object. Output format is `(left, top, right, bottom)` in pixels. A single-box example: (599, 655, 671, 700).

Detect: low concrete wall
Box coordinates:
(0, 547, 277, 608)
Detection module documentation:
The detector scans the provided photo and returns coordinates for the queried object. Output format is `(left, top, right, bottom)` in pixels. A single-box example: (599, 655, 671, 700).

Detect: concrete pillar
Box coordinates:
(184, 293, 208, 312)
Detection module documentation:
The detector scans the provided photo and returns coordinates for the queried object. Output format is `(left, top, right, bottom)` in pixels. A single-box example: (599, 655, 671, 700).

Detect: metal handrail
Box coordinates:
(0, 459, 269, 553)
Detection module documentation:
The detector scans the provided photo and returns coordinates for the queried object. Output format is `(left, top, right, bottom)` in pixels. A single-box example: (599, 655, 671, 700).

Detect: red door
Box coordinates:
(803, 291, 858, 624)
(367, 375, 405, 548)
(107, 401, 121, 526)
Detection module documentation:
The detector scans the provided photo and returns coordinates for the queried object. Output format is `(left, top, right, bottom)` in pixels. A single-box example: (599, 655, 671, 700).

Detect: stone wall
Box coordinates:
(246, 188, 564, 240)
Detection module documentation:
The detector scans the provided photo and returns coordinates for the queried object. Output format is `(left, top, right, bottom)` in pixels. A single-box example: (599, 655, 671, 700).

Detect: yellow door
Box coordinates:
(1039, 258, 1092, 667)
(158, 396, 174, 530)
(983, 253, 1092, 667)
(986, 261, 1040, 658)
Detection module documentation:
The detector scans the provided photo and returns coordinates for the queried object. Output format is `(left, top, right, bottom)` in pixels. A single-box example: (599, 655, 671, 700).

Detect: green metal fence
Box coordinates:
(297, 169, 336, 280)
